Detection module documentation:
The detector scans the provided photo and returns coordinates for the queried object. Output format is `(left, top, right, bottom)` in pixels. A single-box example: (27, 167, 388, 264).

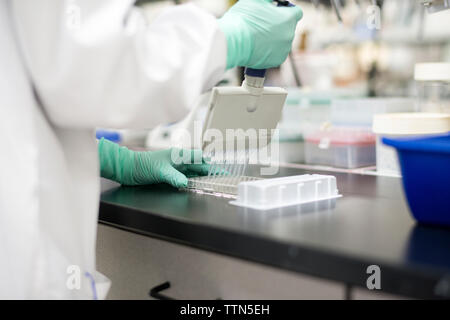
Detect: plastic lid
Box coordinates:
(373, 113, 450, 135)
(414, 63, 450, 82)
(305, 128, 376, 146)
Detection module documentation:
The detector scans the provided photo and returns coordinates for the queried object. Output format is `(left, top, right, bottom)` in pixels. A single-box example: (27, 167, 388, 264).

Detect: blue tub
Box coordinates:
(383, 133, 450, 227)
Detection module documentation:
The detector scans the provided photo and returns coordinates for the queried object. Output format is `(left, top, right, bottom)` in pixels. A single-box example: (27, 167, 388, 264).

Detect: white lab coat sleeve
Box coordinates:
(11, 0, 227, 129)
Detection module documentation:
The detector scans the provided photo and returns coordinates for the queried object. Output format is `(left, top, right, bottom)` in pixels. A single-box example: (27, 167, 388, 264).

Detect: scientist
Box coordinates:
(0, 0, 302, 299)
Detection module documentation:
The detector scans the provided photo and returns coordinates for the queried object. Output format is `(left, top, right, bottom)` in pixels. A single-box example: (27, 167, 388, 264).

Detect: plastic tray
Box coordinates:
(230, 174, 341, 210)
(304, 128, 376, 168)
(383, 133, 450, 226)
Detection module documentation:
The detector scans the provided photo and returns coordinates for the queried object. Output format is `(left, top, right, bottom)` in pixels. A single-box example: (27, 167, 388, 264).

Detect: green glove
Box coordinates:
(218, 0, 303, 70)
(98, 138, 210, 188)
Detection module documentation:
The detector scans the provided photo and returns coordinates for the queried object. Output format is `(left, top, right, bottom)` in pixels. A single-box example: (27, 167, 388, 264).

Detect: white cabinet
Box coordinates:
(96, 224, 344, 300)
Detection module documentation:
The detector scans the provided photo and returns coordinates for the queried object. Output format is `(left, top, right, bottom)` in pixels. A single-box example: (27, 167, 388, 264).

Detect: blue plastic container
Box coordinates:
(96, 129, 122, 143)
(383, 133, 450, 226)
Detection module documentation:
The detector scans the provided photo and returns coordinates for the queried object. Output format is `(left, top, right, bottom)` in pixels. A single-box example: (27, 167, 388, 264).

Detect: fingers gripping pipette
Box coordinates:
(245, 0, 295, 81)
(244, 0, 295, 111)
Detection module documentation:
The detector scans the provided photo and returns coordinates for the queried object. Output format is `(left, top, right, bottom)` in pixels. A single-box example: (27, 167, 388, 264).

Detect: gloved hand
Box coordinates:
(98, 138, 210, 188)
(218, 0, 303, 70)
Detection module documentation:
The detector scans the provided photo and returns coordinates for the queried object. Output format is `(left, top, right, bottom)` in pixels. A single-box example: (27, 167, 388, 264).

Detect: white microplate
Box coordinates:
(186, 175, 262, 196)
(230, 174, 341, 210)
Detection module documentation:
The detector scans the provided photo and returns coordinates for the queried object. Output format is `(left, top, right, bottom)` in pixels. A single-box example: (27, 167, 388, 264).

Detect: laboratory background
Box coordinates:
(95, 0, 450, 300)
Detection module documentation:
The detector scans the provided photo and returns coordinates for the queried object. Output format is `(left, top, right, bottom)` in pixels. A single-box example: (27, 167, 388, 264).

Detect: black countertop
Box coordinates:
(99, 166, 450, 299)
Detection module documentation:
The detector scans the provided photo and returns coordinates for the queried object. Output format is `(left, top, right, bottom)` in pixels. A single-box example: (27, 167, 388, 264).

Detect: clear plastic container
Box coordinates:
(375, 134, 403, 176)
(414, 63, 450, 114)
(304, 128, 376, 168)
(373, 113, 450, 176)
(230, 174, 341, 210)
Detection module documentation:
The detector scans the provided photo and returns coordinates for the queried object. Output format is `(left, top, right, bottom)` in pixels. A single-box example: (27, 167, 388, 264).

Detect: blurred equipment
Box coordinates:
(281, 51, 337, 89)
(383, 133, 450, 226)
(414, 62, 450, 113)
(330, 0, 343, 22)
(274, 86, 369, 164)
(331, 97, 416, 127)
(421, 0, 450, 13)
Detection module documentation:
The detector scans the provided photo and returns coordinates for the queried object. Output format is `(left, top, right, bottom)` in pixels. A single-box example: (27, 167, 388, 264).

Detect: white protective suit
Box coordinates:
(0, 0, 226, 299)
